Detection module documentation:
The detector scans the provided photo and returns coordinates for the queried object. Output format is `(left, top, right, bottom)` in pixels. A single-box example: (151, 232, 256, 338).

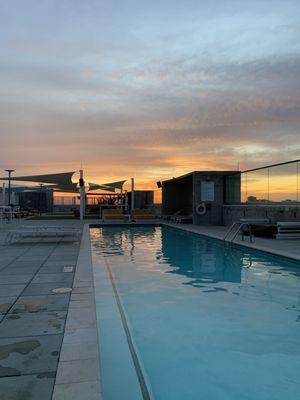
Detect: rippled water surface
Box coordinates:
(91, 226, 300, 400)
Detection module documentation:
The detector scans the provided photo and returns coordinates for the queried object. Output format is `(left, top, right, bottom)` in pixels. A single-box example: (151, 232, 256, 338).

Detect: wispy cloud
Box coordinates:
(0, 0, 299, 188)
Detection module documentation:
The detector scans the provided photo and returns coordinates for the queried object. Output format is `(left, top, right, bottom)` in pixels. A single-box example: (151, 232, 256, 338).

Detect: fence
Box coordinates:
(225, 159, 300, 204)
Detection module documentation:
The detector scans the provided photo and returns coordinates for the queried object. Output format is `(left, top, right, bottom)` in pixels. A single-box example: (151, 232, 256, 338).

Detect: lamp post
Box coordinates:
(39, 184, 43, 216)
(5, 169, 15, 207)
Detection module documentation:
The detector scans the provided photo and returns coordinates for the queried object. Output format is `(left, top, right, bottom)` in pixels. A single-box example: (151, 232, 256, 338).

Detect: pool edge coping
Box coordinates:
(52, 224, 103, 400)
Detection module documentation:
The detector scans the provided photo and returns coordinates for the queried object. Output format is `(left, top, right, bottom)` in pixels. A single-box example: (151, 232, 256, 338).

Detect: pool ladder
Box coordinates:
(224, 222, 253, 243)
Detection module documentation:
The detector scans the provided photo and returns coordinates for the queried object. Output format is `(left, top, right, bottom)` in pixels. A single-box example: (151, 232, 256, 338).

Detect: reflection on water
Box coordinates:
(90, 225, 300, 321)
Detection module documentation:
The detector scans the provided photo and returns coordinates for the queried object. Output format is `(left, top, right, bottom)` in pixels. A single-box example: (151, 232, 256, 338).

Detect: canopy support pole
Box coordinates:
(131, 178, 135, 212)
(2, 183, 5, 206)
(79, 169, 85, 221)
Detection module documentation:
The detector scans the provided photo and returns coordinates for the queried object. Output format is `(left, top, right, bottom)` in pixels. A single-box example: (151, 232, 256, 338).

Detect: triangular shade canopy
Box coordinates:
(0, 172, 126, 193)
(89, 180, 126, 192)
(0, 172, 76, 186)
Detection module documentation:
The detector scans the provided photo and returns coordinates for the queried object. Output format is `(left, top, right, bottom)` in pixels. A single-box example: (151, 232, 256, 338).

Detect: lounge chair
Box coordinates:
(131, 209, 156, 220)
(276, 222, 300, 239)
(5, 225, 81, 244)
(174, 214, 193, 224)
(102, 209, 127, 221)
(161, 210, 183, 220)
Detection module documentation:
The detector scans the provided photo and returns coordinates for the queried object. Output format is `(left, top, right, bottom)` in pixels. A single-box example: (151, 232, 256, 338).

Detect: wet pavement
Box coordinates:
(0, 234, 81, 400)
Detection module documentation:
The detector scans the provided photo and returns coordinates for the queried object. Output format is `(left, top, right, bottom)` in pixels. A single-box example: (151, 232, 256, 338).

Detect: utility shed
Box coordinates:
(162, 171, 240, 225)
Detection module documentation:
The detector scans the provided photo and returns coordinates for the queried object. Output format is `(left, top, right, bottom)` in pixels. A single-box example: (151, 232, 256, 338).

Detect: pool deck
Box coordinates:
(0, 219, 300, 399)
(0, 220, 102, 400)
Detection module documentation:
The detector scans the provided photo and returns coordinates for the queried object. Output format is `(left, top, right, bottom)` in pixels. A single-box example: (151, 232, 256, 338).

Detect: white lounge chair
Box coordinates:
(276, 222, 300, 239)
(174, 214, 193, 224)
(5, 225, 81, 244)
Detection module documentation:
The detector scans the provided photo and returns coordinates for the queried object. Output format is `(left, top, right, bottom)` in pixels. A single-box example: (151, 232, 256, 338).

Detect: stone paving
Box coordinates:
(0, 227, 81, 400)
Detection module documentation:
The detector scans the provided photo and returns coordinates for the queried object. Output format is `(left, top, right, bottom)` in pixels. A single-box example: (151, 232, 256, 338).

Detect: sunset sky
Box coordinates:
(0, 0, 299, 191)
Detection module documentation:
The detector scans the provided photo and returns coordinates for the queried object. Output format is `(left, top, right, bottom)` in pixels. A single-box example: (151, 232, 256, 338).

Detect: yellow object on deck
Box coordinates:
(131, 209, 156, 220)
(102, 209, 125, 220)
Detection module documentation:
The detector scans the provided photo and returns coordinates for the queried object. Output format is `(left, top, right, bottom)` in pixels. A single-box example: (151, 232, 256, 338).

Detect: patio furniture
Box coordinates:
(162, 210, 183, 220)
(131, 209, 156, 220)
(276, 222, 300, 239)
(174, 214, 193, 224)
(5, 225, 81, 244)
(102, 209, 127, 221)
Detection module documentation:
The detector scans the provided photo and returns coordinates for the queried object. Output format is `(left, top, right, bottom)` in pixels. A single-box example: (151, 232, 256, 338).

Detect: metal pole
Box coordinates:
(5, 169, 14, 206)
(2, 183, 5, 206)
(39, 184, 43, 216)
(79, 169, 85, 221)
(131, 177, 135, 212)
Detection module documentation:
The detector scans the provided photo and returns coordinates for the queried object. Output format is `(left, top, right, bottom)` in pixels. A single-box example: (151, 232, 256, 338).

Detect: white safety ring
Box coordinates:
(196, 202, 206, 216)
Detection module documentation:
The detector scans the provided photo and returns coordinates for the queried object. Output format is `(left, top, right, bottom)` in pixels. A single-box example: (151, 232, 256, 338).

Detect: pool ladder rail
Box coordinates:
(224, 221, 254, 243)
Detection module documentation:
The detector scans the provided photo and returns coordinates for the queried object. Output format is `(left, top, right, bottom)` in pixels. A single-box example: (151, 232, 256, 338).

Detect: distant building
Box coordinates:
(0, 186, 54, 212)
(19, 189, 54, 212)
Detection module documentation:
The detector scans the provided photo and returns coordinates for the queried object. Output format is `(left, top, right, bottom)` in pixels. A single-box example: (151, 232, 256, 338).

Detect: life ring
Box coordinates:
(196, 202, 206, 216)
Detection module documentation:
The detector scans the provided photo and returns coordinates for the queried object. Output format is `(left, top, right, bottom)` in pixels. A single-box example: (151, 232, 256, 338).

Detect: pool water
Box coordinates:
(90, 226, 300, 400)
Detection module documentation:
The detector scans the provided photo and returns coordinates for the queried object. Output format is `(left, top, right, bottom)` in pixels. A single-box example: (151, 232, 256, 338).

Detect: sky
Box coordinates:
(0, 0, 299, 191)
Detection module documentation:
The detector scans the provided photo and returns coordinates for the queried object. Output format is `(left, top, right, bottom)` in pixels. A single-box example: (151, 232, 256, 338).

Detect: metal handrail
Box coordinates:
(224, 222, 253, 243)
(231, 222, 253, 243)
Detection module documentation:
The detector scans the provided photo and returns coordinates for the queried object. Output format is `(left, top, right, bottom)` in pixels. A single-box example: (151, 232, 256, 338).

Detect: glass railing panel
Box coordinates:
(243, 169, 269, 203)
(269, 163, 298, 203)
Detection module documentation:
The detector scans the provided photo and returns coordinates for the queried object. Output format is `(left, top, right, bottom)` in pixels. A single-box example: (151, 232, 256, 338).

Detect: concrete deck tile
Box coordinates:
(38, 265, 72, 274)
(9, 294, 70, 314)
(0, 275, 32, 285)
(72, 286, 93, 294)
(0, 335, 63, 377)
(22, 283, 73, 296)
(5, 261, 42, 268)
(0, 284, 26, 297)
(59, 342, 97, 361)
(65, 307, 96, 331)
(19, 257, 48, 261)
(0, 374, 55, 400)
(0, 311, 67, 337)
(32, 273, 73, 285)
(0, 267, 40, 275)
(63, 327, 98, 345)
(0, 297, 18, 314)
(71, 292, 95, 302)
(55, 358, 99, 384)
(43, 261, 76, 267)
(69, 299, 94, 309)
(47, 257, 77, 262)
(52, 380, 102, 400)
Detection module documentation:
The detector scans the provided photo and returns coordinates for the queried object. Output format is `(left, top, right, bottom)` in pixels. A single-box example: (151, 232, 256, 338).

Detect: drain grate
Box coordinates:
(62, 266, 74, 273)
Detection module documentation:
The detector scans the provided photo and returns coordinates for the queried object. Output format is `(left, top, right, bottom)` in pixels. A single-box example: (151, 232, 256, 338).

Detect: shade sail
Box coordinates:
(0, 172, 126, 193)
(88, 180, 126, 192)
(0, 172, 76, 185)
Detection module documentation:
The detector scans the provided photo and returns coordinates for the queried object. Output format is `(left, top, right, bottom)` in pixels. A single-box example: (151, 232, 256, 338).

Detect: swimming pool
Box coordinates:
(90, 225, 300, 400)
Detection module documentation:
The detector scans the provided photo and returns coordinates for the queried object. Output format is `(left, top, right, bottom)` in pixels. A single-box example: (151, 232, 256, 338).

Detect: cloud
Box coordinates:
(0, 1, 300, 188)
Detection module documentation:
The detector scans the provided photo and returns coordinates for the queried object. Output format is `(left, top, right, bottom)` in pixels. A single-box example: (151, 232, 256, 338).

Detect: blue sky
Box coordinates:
(0, 0, 299, 186)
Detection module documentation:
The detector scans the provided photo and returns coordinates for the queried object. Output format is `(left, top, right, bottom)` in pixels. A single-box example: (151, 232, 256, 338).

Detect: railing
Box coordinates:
(224, 222, 253, 243)
(225, 159, 300, 205)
